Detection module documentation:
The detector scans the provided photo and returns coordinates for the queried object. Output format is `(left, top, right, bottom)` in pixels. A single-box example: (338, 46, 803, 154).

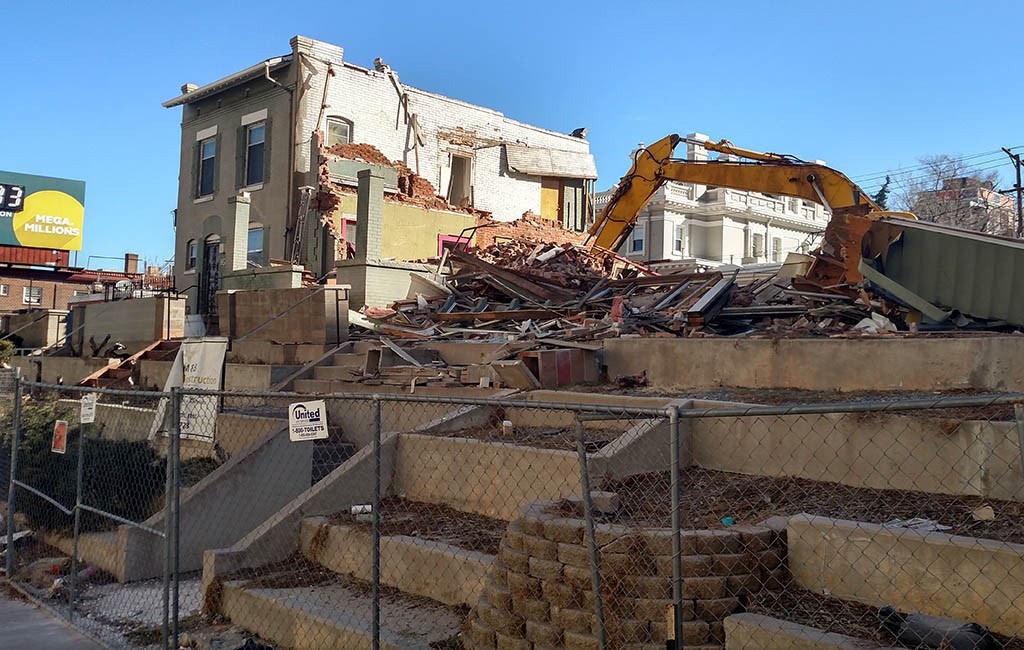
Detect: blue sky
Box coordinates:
(2, 0, 1022, 270)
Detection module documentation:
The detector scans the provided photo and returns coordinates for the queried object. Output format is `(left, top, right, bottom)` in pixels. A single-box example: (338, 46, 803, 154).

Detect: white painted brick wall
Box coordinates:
(291, 38, 592, 222)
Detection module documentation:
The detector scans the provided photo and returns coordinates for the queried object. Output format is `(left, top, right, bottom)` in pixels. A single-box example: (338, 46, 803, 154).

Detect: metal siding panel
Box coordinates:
(504, 145, 598, 179)
(882, 221, 1024, 324)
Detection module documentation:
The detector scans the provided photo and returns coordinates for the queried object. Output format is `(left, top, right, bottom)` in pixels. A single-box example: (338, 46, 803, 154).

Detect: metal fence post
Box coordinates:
(372, 396, 382, 650)
(162, 388, 175, 650)
(171, 387, 182, 650)
(669, 406, 683, 649)
(68, 420, 87, 623)
(576, 417, 606, 650)
(5, 370, 22, 577)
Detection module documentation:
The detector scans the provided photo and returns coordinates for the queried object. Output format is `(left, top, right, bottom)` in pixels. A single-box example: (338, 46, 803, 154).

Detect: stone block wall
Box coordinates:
(465, 501, 787, 650)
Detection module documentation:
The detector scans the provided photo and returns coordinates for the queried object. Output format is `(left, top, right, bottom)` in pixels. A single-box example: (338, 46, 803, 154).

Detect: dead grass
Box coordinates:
(329, 497, 507, 555)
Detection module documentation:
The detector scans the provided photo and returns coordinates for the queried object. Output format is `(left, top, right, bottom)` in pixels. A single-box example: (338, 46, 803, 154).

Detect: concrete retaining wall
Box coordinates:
(393, 434, 581, 520)
(603, 336, 1024, 391)
(10, 356, 110, 384)
(5, 309, 67, 348)
(692, 414, 1024, 501)
(464, 501, 786, 650)
(218, 286, 348, 345)
(787, 514, 1024, 637)
(299, 518, 492, 607)
(71, 296, 184, 356)
(75, 401, 282, 459)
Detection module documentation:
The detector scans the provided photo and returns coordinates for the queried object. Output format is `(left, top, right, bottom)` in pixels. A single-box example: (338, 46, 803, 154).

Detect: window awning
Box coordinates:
(504, 145, 598, 180)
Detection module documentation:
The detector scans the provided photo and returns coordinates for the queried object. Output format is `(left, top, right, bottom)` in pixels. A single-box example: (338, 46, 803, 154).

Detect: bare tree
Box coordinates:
(894, 155, 1013, 235)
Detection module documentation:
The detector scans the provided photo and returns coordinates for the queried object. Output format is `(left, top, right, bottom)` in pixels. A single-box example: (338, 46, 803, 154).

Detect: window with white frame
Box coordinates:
(197, 138, 216, 197)
(247, 226, 264, 266)
(751, 233, 764, 258)
(245, 123, 266, 186)
(673, 223, 684, 253)
(186, 239, 198, 269)
(771, 237, 782, 262)
(23, 286, 41, 305)
(326, 117, 352, 147)
(0, 284, 8, 296)
(631, 225, 645, 253)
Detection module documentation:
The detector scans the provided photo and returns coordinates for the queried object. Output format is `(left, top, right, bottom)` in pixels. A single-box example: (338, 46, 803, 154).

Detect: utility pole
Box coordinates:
(1001, 147, 1023, 237)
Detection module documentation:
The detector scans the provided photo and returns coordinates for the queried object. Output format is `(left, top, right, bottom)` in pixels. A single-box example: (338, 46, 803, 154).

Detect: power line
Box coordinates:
(849, 148, 1016, 184)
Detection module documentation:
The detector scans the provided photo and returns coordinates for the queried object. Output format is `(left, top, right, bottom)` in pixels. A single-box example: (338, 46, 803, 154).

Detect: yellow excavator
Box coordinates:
(587, 134, 915, 291)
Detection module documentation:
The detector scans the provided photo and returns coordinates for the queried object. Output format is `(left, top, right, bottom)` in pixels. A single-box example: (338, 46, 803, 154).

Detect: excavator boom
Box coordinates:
(588, 134, 909, 290)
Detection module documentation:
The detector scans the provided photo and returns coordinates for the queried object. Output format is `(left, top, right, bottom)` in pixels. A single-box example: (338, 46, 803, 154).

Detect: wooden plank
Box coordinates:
(77, 339, 166, 387)
(379, 337, 423, 367)
(432, 309, 561, 323)
(448, 249, 570, 303)
(686, 276, 735, 326)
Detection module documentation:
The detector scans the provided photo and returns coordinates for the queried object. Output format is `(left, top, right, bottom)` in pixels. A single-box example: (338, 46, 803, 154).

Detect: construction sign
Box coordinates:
(51, 420, 68, 454)
(0, 170, 86, 251)
(288, 400, 329, 442)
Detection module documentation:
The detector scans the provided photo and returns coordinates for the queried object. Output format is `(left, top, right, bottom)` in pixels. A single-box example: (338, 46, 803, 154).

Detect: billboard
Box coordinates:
(0, 170, 85, 251)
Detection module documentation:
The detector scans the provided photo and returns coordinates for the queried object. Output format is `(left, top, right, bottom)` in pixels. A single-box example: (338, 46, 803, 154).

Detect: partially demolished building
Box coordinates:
(163, 35, 598, 319)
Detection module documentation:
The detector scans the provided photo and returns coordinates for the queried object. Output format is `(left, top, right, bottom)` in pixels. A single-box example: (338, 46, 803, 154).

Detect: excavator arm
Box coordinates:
(588, 134, 912, 289)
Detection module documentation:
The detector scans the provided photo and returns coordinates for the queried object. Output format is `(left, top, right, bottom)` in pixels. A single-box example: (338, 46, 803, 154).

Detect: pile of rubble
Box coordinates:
(354, 235, 899, 343)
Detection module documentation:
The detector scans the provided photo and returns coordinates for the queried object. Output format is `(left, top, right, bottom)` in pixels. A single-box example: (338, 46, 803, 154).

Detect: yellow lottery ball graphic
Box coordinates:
(13, 190, 84, 250)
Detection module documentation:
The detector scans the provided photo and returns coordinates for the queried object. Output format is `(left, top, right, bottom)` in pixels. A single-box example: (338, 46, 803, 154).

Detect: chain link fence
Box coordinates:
(3, 373, 1024, 649)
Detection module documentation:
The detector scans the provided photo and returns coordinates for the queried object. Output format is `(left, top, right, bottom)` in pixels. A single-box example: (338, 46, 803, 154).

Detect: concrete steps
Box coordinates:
(220, 578, 464, 650)
(333, 352, 368, 368)
(311, 438, 356, 485)
(314, 364, 362, 381)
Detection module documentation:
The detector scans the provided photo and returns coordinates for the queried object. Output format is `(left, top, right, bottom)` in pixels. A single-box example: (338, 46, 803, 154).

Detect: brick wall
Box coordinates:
(0, 272, 91, 313)
(465, 500, 787, 650)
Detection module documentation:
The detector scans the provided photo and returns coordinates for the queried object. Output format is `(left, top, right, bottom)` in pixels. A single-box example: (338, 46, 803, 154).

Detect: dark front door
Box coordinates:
(199, 241, 220, 317)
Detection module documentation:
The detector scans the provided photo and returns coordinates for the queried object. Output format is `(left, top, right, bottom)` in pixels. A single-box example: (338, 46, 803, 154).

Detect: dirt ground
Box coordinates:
(414, 425, 623, 452)
(330, 497, 507, 555)
(578, 385, 1020, 421)
(597, 468, 1024, 543)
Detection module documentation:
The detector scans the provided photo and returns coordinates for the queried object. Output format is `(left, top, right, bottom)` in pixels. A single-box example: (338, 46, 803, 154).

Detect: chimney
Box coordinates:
(124, 253, 139, 274)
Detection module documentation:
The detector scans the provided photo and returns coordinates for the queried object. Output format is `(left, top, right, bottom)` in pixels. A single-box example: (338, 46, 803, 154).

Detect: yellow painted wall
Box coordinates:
(332, 195, 475, 261)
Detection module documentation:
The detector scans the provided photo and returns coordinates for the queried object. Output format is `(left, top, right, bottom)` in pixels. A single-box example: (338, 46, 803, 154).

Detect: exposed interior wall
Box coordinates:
(332, 194, 476, 261)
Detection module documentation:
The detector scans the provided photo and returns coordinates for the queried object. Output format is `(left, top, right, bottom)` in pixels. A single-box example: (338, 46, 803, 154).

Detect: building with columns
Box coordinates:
(163, 36, 597, 318)
(594, 134, 830, 269)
